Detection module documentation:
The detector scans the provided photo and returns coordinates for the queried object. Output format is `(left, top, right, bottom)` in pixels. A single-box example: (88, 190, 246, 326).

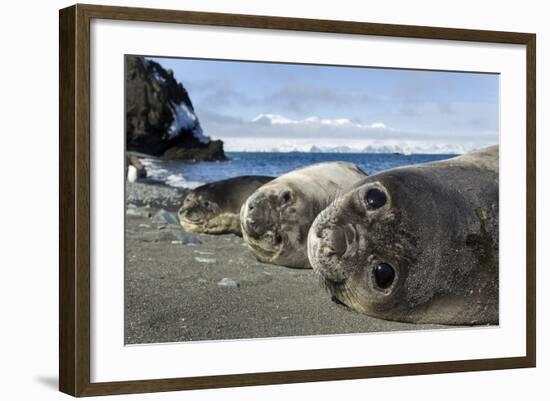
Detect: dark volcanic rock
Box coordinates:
(162, 139, 225, 161)
(125, 56, 226, 161)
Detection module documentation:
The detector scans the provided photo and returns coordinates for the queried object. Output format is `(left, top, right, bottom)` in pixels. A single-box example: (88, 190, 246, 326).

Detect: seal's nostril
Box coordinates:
(248, 203, 254, 211)
(323, 228, 346, 257)
(322, 248, 338, 258)
(244, 215, 266, 238)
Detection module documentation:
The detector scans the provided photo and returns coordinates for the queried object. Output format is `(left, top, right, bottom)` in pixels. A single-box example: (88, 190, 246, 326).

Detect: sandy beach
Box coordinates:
(125, 181, 448, 344)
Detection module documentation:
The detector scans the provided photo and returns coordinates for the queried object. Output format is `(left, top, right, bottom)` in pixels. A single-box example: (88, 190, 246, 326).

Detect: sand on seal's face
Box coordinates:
(178, 176, 275, 236)
(240, 162, 368, 269)
(308, 145, 499, 326)
(240, 182, 314, 268)
(178, 191, 224, 233)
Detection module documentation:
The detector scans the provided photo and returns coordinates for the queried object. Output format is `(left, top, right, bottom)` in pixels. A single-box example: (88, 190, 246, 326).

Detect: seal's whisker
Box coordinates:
(342, 282, 358, 311)
(341, 280, 354, 306)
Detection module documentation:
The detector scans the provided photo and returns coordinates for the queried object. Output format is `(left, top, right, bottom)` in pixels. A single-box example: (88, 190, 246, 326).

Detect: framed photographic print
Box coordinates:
(59, 4, 536, 397)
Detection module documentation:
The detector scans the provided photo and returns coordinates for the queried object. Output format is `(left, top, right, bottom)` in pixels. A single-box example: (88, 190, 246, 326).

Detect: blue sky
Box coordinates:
(150, 57, 499, 153)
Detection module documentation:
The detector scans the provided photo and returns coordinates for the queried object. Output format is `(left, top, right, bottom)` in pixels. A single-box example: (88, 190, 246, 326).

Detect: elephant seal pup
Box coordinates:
(307, 145, 499, 325)
(178, 176, 274, 236)
(240, 162, 368, 268)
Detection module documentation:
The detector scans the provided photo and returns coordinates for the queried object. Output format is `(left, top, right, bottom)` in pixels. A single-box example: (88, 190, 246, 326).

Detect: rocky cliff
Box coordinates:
(125, 56, 226, 161)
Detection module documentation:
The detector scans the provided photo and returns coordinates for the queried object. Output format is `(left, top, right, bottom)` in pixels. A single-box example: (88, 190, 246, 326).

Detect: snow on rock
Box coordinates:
(127, 165, 138, 182)
(168, 101, 210, 144)
(126, 56, 225, 161)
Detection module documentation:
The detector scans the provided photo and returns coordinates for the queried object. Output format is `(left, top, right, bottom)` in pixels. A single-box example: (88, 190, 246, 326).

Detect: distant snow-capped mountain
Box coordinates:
(307, 143, 465, 154)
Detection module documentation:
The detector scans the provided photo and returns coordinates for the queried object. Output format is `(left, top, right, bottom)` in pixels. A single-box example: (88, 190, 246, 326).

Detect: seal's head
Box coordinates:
(240, 183, 315, 268)
(178, 189, 222, 233)
(308, 166, 499, 325)
(308, 178, 417, 318)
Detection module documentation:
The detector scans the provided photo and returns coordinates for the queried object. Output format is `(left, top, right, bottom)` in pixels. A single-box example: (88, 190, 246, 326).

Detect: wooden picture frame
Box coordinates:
(59, 3, 536, 397)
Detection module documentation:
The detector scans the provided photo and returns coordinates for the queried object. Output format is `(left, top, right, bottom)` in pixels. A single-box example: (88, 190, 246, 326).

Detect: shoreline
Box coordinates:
(134, 151, 461, 193)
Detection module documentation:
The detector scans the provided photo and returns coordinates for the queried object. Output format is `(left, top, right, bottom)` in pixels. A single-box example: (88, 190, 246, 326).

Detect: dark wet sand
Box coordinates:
(125, 209, 447, 344)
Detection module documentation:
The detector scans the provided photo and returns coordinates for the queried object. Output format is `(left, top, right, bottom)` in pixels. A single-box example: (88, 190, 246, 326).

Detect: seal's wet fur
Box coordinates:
(308, 146, 499, 325)
(241, 162, 368, 268)
(178, 176, 274, 236)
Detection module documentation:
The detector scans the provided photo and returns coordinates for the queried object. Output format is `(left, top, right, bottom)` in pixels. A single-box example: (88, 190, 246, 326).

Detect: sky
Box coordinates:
(149, 56, 499, 153)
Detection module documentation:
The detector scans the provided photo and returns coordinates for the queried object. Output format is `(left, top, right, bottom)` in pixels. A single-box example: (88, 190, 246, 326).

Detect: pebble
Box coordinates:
(172, 231, 201, 244)
(126, 182, 188, 207)
(195, 257, 217, 263)
(138, 230, 201, 244)
(126, 208, 151, 218)
(217, 278, 239, 288)
(152, 209, 180, 225)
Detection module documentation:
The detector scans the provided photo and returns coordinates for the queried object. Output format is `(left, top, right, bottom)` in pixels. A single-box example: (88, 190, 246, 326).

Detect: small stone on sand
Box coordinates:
(195, 257, 217, 263)
(152, 209, 179, 225)
(194, 250, 215, 255)
(217, 278, 239, 287)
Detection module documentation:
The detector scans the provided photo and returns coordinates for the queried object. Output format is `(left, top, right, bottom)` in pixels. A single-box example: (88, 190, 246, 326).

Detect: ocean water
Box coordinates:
(141, 152, 458, 189)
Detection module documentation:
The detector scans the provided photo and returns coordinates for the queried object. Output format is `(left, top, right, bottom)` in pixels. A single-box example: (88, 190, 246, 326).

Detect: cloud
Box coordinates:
(263, 81, 373, 113)
(198, 111, 497, 153)
(183, 79, 375, 117)
(199, 110, 243, 124)
(250, 114, 396, 131)
(183, 79, 254, 108)
(438, 102, 454, 115)
(200, 112, 397, 141)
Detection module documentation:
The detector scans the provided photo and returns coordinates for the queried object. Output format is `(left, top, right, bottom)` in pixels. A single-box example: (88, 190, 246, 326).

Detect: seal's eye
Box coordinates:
(281, 191, 291, 203)
(274, 233, 282, 244)
(203, 200, 211, 208)
(365, 188, 387, 210)
(373, 262, 395, 289)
